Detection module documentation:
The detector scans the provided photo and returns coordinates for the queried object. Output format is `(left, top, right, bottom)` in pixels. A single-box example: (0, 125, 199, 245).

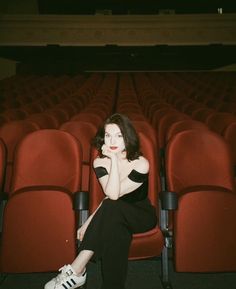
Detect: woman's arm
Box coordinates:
(93, 154, 121, 200)
(94, 155, 149, 200)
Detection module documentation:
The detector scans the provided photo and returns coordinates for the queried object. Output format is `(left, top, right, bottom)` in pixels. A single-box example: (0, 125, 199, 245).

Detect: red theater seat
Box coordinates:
(1, 188, 77, 273)
(0, 130, 83, 272)
(165, 129, 236, 272)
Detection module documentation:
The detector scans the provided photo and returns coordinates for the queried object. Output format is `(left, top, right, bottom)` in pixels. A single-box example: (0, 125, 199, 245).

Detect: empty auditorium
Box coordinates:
(0, 1, 236, 288)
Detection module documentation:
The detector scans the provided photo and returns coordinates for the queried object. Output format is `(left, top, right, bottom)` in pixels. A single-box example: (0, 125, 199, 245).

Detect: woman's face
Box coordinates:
(104, 123, 125, 154)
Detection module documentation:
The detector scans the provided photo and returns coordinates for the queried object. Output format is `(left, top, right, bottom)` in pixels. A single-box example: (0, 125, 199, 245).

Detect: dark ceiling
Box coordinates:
(37, 0, 236, 14)
(1, 1, 236, 72)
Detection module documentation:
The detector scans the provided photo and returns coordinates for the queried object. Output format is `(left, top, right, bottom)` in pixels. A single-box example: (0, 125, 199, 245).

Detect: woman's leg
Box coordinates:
(99, 198, 157, 289)
(77, 198, 156, 289)
(100, 219, 132, 289)
(71, 250, 94, 275)
(77, 199, 132, 289)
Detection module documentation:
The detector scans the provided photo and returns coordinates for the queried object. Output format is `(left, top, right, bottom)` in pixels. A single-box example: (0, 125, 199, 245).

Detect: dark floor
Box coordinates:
(1, 258, 236, 289)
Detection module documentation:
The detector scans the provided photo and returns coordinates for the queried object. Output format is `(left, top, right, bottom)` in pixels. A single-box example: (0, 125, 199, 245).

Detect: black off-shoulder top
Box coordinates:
(94, 166, 148, 203)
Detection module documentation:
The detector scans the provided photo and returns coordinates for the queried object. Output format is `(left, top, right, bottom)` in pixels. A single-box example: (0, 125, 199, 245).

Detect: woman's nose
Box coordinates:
(110, 137, 116, 145)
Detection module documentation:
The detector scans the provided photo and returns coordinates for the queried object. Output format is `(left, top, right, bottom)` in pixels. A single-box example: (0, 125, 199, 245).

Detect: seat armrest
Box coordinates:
(73, 191, 89, 229)
(159, 191, 178, 210)
(73, 191, 89, 211)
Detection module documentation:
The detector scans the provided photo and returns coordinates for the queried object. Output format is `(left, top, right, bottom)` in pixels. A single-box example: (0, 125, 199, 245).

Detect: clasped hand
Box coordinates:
(102, 144, 116, 158)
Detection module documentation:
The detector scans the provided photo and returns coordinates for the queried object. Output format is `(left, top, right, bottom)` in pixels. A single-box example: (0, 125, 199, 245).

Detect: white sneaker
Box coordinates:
(44, 264, 87, 289)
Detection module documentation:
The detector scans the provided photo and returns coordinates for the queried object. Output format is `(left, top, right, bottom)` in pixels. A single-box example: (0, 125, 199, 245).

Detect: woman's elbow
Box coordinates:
(106, 192, 119, 200)
(109, 195, 119, 201)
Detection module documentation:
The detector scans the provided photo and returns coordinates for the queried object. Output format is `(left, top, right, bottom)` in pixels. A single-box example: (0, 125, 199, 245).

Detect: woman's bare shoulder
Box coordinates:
(132, 156, 149, 174)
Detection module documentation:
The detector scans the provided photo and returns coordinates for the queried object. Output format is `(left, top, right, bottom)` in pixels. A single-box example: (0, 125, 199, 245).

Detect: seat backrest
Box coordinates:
(192, 107, 215, 122)
(223, 121, 236, 168)
(27, 113, 59, 129)
(46, 108, 70, 126)
(157, 111, 189, 148)
(166, 129, 235, 193)
(10, 129, 82, 195)
(60, 121, 97, 191)
(60, 121, 97, 163)
(132, 120, 158, 149)
(0, 114, 8, 126)
(71, 112, 103, 128)
(0, 138, 7, 192)
(123, 112, 147, 121)
(0, 120, 40, 194)
(4, 109, 28, 121)
(89, 132, 160, 213)
(146, 102, 171, 121)
(151, 107, 177, 127)
(205, 112, 236, 135)
(166, 119, 209, 143)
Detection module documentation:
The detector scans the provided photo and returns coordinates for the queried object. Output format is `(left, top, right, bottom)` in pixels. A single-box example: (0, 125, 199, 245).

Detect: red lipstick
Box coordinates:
(110, 146, 118, 150)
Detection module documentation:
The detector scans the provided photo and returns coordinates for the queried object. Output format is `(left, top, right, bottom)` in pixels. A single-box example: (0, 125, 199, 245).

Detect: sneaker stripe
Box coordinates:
(62, 284, 68, 289)
(66, 280, 72, 287)
(70, 278, 76, 285)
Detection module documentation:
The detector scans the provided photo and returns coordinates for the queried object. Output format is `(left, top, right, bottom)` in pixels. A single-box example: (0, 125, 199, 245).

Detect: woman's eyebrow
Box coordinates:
(105, 130, 121, 134)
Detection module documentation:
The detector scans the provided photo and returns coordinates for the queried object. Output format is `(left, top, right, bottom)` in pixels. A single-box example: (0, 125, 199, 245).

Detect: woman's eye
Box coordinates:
(118, 134, 123, 138)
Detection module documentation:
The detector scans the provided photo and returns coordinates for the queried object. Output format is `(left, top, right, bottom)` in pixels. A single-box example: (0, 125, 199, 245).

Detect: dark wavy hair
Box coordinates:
(92, 113, 141, 161)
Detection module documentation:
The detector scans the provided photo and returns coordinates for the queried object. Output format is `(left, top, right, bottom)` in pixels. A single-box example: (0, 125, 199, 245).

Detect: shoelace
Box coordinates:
(55, 265, 72, 284)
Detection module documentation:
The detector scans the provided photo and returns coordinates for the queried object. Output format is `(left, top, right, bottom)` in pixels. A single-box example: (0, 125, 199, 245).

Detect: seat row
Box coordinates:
(0, 72, 236, 289)
(1, 117, 236, 281)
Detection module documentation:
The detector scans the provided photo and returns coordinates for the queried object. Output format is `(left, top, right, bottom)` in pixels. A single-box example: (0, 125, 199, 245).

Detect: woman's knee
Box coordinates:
(102, 198, 120, 209)
(101, 198, 124, 218)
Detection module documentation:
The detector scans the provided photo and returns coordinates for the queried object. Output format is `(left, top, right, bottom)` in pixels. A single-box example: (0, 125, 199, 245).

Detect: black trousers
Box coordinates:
(78, 198, 157, 289)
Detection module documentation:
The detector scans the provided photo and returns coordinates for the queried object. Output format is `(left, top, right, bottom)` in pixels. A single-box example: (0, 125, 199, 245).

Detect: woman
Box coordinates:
(45, 113, 157, 289)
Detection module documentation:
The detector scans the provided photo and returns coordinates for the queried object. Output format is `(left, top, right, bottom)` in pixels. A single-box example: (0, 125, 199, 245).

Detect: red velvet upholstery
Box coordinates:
(206, 112, 236, 135)
(27, 113, 60, 129)
(0, 138, 6, 193)
(10, 129, 82, 194)
(167, 130, 234, 191)
(0, 120, 40, 194)
(192, 107, 215, 122)
(46, 108, 70, 126)
(71, 112, 103, 128)
(157, 111, 189, 148)
(174, 188, 236, 272)
(132, 120, 158, 148)
(0, 130, 83, 272)
(89, 132, 164, 260)
(151, 107, 177, 127)
(1, 188, 77, 272)
(223, 121, 236, 173)
(166, 119, 208, 144)
(4, 109, 28, 121)
(165, 129, 236, 272)
(60, 121, 97, 191)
